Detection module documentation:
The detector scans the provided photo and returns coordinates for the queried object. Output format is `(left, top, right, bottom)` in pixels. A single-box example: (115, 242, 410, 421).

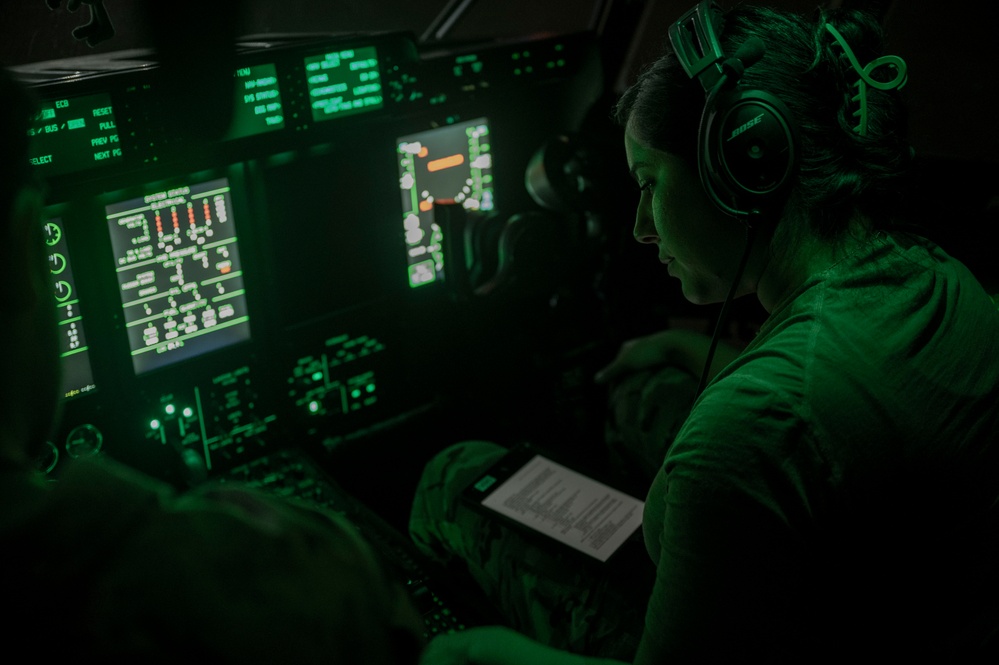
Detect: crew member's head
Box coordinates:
(614, 3, 911, 306)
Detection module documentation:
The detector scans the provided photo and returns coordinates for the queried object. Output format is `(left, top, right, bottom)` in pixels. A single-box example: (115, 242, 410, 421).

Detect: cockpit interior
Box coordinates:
(5, 0, 998, 637)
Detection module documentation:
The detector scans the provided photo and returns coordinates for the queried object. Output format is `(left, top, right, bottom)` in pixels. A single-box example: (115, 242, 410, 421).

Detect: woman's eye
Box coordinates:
(637, 180, 653, 193)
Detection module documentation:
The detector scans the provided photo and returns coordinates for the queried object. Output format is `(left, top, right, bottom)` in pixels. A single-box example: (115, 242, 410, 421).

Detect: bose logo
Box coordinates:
(727, 113, 765, 142)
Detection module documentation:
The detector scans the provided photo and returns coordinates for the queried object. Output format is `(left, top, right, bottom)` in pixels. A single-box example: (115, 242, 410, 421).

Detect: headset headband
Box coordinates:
(666, 0, 799, 222)
(668, 1, 727, 92)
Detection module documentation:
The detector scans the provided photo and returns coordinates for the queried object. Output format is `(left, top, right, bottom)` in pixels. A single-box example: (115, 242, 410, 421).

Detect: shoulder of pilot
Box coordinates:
(56, 455, 331, 538)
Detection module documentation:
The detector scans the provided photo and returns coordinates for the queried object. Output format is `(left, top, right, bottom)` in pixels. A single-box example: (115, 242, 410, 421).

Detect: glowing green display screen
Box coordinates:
(27, 92, 123, 177)
(304, 45, 383, 121)
(396, 118, 494, 288)
(226, 62, 286, 139)
(104, 177, 252, 375)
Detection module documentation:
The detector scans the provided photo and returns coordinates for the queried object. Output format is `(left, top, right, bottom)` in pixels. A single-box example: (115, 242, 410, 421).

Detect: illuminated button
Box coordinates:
(53, 280, 72, 302)
(48, 252, 67, 275)
(182, 407, 194, 418)
(65, 424, 103, 458)
(43, 222, 62, 246)
(311, 371, 323, 382)
(308, 401, 320, 413)
(165, 404, 176, 415)
(36, 440, 59, 474)
(150, 419, 161, 430)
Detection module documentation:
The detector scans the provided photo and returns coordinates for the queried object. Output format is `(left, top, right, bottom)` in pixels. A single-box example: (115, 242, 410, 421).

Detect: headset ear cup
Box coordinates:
(700, 87, 798, 217)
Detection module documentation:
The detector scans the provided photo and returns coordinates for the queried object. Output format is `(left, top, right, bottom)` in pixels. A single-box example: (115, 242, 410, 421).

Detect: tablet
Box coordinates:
(463, 444, 645, 564)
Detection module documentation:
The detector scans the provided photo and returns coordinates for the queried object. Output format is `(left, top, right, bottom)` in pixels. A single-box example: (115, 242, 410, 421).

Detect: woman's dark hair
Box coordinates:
(613, 5, 912, 241)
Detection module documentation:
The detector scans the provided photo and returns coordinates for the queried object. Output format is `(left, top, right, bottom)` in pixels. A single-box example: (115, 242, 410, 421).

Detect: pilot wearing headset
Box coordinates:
(412, 2, 999, 663)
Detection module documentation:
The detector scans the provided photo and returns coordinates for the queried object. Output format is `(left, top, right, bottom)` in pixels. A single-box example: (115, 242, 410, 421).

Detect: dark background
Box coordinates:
(4, 0, 998, 164)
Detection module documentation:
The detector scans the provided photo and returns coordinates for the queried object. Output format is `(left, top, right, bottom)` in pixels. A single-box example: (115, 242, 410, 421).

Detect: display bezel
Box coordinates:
(41, 206, 99, 401)
(100, 167, 255, 376)
(395, 116, 495, 288)
(27, 90, 125, 179)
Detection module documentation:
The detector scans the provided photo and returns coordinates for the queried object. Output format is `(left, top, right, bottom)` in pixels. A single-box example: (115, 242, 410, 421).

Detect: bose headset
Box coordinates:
(665, 2, 907, 395)
(666, 1, 799, 395)
(668, 0, 799, 223)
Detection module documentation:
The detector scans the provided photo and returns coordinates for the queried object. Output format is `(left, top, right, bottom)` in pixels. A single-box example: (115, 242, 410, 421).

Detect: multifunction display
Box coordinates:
(226, 62, 286, 139)
(305, 45, 384, 121)
(396, 117, 494, 287)
(105, 177, 251, 375)
(27, 92, 124, 177)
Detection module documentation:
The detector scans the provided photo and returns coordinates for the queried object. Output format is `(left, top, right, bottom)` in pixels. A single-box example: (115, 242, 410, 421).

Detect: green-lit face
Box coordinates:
(624, 119, 758, 304)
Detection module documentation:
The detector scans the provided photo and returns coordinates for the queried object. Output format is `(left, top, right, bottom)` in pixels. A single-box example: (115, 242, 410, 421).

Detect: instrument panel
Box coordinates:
(17, 29, 612, 484)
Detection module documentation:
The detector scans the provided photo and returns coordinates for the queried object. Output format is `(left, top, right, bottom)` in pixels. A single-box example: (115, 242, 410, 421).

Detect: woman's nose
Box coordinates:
(633, 210, 658, 245)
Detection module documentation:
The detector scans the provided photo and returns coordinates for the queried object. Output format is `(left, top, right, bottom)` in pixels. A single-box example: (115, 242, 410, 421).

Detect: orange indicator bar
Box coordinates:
(427, 153, 464, 172)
